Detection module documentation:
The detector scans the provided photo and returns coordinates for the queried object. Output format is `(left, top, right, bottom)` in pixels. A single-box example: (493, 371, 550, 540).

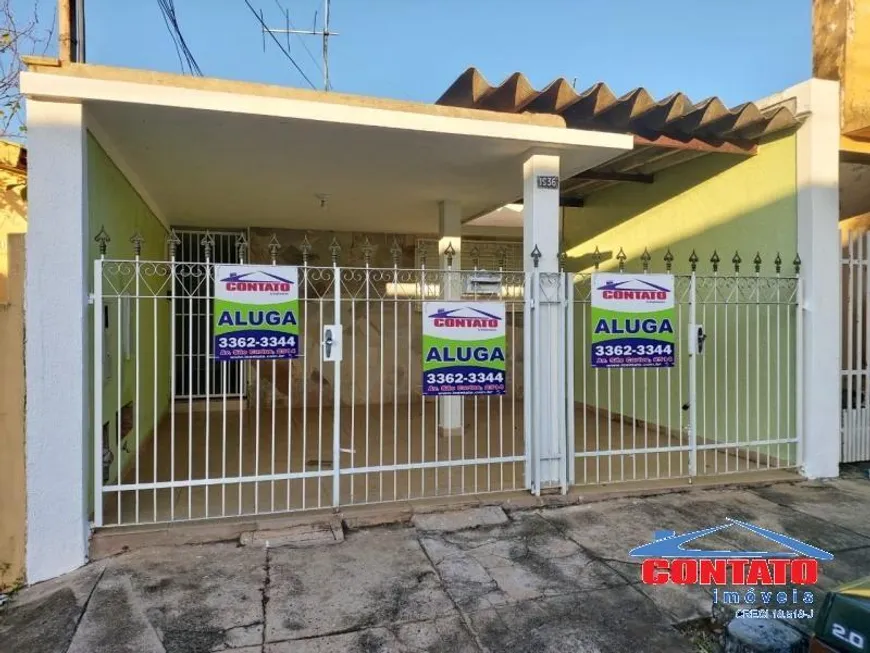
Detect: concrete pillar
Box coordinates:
(522, 153, 565, 492)
(438, 200, 464, 436)
(25, 100, 90, 582)
(793, 79, 841, 479)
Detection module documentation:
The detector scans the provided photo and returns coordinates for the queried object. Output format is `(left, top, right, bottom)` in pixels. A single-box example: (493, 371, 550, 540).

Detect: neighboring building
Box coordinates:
(813, 0, 870, 463)
(18, 58, 839, 585)
(0, 140, 26, 589)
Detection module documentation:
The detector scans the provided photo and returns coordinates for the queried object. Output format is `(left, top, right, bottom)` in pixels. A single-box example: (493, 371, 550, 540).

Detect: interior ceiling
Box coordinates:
(841, 161, 870, 219)
(87, 100, 623, 234)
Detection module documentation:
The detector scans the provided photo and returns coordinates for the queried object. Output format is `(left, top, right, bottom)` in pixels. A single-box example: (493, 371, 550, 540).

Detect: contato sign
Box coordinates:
(422, 302, 506, 396)
(213, 265, 300, 361)
(591, 273, 675, 368)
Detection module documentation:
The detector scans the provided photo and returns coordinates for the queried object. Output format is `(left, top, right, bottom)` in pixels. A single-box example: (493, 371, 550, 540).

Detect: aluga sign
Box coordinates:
(590, 273, 675, 368)
(213, 265, 300, 361)
(422, 302, 506, 396)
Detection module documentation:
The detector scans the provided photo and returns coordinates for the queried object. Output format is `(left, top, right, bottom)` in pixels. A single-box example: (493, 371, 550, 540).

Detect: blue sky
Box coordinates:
(27, 0, 811, 106)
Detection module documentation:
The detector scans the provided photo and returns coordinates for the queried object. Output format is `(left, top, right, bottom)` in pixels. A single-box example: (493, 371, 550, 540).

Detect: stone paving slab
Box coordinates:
(265, 527, 456, 643)
(419, 511, 626, 612)
(752, 481, 870, 538)
(0, 559, 108, 653)
(466, 587, 695, 653)
(267, 616, 478, 653)
(67, 573, 165, 653)
(411, 506, 508, 532)
(115, 543, 267, 652)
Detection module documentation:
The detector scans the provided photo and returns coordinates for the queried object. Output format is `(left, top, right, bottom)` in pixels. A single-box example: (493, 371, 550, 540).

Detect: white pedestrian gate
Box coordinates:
(841, 223, 870, 462)
(90, 231, 803, 527)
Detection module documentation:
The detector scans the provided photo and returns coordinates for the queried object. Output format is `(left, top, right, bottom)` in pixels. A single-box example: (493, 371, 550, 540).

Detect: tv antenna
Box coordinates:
(260, 0, 338, 91)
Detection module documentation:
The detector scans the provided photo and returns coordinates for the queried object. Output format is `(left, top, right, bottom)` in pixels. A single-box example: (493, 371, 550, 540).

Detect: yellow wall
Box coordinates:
(0, 142, 26, 589)
(87, 134, 171, 512)
(814, 0, 870, 139)
(0, 142, 27, 300)
(0, 234, 25, 590)
(564, 133, 799, 463)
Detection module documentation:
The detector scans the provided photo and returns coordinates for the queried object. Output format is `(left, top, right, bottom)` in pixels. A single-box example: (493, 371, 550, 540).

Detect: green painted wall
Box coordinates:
(564, 132, 799, 469)
(87, 133, 170, 511)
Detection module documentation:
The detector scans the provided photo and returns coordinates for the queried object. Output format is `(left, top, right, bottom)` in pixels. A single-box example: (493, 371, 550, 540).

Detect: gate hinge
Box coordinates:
(87, 293, 95, 305)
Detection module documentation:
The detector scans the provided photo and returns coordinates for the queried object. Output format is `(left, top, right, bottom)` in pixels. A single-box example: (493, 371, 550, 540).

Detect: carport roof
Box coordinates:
(20, 60, 633, 233)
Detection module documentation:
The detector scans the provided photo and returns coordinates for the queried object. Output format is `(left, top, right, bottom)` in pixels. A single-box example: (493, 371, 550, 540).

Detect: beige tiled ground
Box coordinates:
(102, 399, 792, 526)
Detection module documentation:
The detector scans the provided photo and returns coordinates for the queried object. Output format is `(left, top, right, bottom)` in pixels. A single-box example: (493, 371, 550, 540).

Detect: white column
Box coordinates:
(25, 100, 89, 582)
(523, 153, 564, 491)
(793, 79, 841, 479)
(438, 200, 463, 436)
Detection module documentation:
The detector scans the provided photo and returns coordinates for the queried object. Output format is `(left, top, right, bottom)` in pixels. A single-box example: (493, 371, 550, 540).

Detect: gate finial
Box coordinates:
(361, 237, 374, 266)
(640, 247, 651, 272)
(558, 249, 567, 272)
(200, 231, 215, 260)
(300, 235, 313, 265)
(329, 236, 342, 266)
(592, 246, 602, 271)
(268, 234, 281, 264)
(774, 253, 782, 275)
(753, 252, 762, 275)
(793, 253, 801, 275)
(688, 249, 698, 272)
(130, 231, 144, 258)
(664, 248, 674, 272)
(616, 247, 627, 272)
(235, 233, 249, 262)
(167, 229, 181, 259)
(95, 226, 111, 258)
(710, 250, 720, 273)
(530, 245, 542, 268)
(390, 237, 402, 267)
(443, 242, 456, 268)
(732, 251, 742, 274)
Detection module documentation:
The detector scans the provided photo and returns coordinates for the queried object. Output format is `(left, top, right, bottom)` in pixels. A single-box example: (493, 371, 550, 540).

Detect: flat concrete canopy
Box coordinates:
(21, 63, 633, 233)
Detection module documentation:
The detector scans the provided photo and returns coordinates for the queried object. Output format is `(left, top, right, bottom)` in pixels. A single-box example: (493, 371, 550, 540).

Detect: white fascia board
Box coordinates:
(20, 71, 634, 153)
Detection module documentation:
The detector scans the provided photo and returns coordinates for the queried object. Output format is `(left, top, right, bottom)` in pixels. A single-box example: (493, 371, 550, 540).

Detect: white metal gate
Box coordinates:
(566, 252, 802, 485)
(92, 232, 528, 526)
(841, 223, 870, 462)
(91, 231, 803, 527)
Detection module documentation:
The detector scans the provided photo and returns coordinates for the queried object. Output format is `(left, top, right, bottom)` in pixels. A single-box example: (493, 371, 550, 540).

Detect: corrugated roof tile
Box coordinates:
(435, 68, 798, 145)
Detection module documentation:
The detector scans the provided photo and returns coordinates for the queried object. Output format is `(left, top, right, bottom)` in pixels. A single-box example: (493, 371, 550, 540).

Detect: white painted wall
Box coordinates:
(762, 79, 842, 478)
(24, 100, 90, 582)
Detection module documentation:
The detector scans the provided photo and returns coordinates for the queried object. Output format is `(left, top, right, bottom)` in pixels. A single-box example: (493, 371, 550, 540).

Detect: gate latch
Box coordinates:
(689, 324, 706, 355)
(322, 324, 343, 362)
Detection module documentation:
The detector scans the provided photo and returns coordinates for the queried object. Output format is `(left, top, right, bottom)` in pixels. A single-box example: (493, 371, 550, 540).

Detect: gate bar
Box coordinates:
(688, 272, 698, 477)
(93, 258, 104, 527)
(332, 263, 342, 507)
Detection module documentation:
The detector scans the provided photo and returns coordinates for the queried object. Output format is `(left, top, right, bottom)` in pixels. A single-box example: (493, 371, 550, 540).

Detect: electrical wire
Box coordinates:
(156, 0, 202, 76)
(244, 0, 316, 89)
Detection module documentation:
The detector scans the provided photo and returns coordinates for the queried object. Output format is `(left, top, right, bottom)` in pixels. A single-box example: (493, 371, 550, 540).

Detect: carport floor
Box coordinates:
(101, 400, 793, 526)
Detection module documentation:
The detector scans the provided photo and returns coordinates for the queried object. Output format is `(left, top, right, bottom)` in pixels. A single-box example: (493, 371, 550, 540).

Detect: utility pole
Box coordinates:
(58, 0, 85, 63)
(262, 0, 337, 91)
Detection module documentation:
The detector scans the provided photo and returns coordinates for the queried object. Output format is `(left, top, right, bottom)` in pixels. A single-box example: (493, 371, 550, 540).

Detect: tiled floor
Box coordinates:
(101, 399, 793, 526)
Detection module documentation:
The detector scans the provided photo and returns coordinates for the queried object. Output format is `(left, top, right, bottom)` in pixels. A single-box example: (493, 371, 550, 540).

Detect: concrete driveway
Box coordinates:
(3, 472, 870, 653)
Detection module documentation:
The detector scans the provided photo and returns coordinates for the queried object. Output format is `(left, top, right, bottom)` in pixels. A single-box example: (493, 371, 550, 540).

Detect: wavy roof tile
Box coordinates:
(436, 68, 798, 145)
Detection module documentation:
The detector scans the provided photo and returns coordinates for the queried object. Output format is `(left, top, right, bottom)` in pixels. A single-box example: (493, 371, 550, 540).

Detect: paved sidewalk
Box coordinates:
(3, 473, 870, 652)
